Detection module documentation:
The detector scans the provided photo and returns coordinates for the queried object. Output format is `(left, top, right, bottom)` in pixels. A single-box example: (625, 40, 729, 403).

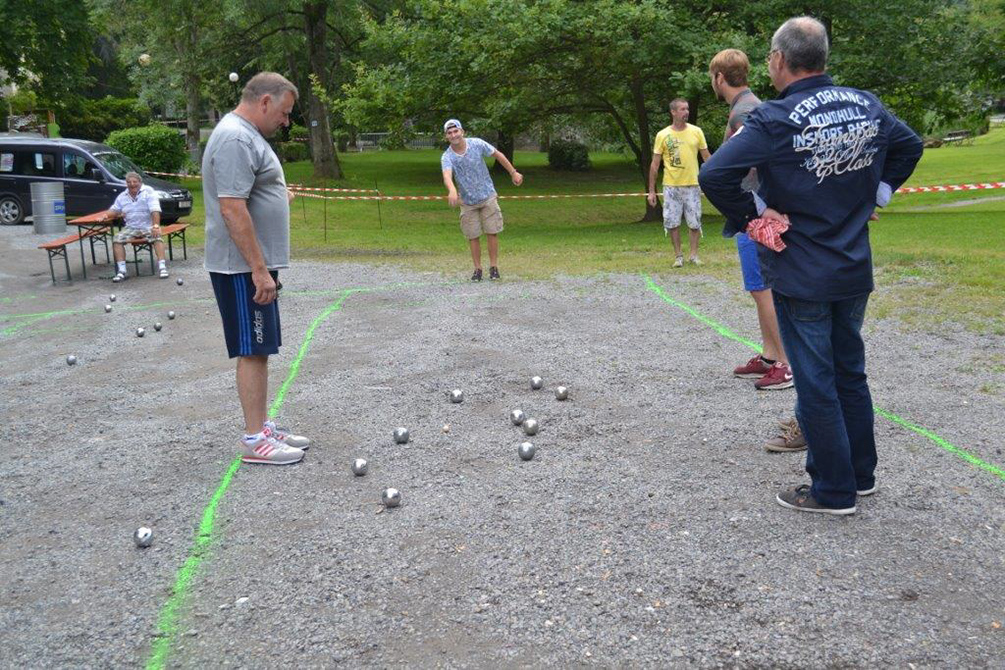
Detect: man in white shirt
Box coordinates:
(99, 171, 169, 281)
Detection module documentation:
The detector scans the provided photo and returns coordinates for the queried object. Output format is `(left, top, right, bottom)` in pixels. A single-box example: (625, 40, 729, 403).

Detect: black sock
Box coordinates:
(760, 356, 776, 365)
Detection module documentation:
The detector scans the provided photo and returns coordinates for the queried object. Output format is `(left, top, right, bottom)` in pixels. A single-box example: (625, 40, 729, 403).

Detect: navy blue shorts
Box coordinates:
(210, 271, 282, 359)
(735, 232, 767, 292)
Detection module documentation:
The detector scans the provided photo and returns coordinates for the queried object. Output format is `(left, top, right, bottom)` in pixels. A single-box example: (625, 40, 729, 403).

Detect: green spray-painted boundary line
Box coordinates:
(143, 279, 451, 670)
(642, 274, 1005, 484)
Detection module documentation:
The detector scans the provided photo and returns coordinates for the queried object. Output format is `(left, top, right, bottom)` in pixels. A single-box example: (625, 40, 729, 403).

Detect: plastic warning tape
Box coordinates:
(144, 171, 379, 193)
(895, 181, 1005, 193)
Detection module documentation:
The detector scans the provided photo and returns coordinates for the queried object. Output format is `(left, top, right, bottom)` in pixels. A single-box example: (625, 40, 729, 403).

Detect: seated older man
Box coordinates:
(99, 171, 169, 281)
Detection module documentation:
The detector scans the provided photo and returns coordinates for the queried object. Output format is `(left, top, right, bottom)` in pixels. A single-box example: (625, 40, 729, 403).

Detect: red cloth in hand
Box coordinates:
(746, 216, 790, 252)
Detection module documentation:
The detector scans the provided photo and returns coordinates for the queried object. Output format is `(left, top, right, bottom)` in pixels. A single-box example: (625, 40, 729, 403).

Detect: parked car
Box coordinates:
(0, 135, 192, 225)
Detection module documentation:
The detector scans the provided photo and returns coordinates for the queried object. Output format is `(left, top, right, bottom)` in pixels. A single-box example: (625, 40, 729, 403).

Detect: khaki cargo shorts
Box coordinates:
(459, 196, 504, 240)
(113, 226, 161, 244)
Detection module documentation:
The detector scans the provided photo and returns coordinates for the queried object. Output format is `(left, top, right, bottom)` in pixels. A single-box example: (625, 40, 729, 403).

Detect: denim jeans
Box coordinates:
(773, 292, 877, 508)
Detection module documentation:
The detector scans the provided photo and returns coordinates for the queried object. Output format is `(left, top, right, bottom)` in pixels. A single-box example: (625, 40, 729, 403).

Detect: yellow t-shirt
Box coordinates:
(653, 123, 708, 187)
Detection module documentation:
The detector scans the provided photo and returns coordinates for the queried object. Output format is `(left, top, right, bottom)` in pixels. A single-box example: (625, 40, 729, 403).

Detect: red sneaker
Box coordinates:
(755, 362, 794, 390)
(734, 355, 772, 379)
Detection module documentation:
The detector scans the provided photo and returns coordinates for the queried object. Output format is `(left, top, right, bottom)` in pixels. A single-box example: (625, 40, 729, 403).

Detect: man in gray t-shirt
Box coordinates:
(441, 119, 523, 281)
(202, 71, 309, 466)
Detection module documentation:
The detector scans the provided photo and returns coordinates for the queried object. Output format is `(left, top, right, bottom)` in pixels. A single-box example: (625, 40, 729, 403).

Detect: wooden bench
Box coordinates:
(942, 130, 974, 146)
(120, 222, 190, 276)
(38, 226, 111, 283)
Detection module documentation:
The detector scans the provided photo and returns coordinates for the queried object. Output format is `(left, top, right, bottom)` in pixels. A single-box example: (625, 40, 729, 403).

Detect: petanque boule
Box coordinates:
(351, 458, 368, 476)
(555, 386, 569, 401)
(518, 441, 536, 461)
(381, 488, 401, 508)
(229, 72, 239, 83)
(176, 278, 184, 286)
(531, 376, 544, 390)
(450, 389, 464, 403)
(167, 310, 176, 320)
(523, 418, 539, 435)
(154, 322, 162, 332)
(104, 304, 112, 313)
(109, 294, 117, 302)
(136, 327, 145, 338)
(393, 427, 410, 444)
(510, 409, 526, 425)
(66, 355, 77, 366)
(133, 527, 153, 548)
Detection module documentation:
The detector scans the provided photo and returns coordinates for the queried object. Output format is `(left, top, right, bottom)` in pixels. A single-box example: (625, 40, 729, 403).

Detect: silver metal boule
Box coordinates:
(104, 304, 112, 313)
(393, 427, 410, 444)
(351, 458, 368, 476)
(518, 441, 536, 461)
(109, 294, 117, 302)
(523, 418, 539, 435)
(510, 409, 526, 425)
(228, 72, 239, 83)
(176, 278, 184, 286)
(531, 376, 544, 390)
(134, 527, 153, 548)
(167, 311, 176, 320)
(66, 355, 77, 366)
(450, 389, 464, 403)
(136, 327, 145, 337)
(555, 386, 569, 401)
(382, 488, 401, 508)
(154, 322, 162, 332)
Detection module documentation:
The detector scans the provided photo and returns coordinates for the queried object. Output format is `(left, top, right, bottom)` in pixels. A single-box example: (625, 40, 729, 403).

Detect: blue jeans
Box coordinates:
(773, 292, 877, 508)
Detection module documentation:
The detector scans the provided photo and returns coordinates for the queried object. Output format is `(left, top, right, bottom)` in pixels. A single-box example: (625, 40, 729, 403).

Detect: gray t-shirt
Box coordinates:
(440, 137, 497, 205)
(202, 112, 289, 273)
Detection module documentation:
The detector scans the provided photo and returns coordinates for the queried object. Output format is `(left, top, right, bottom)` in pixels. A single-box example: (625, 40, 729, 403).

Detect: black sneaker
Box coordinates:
(471, 268, 483, 281)
(776, 485, 856, 515)
(489, 266, 500, 280)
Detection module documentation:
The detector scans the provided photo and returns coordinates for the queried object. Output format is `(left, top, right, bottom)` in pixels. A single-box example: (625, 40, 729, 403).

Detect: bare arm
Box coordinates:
(151, 210, 161, 229)
(647, 153, 662, 206)
(219, 197, 276, 305)
(700, 148, 712, 162)
(491, 150, 523, 186)
(442, 168, 459, 207)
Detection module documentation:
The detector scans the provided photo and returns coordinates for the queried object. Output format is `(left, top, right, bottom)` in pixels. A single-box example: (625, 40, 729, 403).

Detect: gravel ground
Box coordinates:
(1, 225, 1004, 668)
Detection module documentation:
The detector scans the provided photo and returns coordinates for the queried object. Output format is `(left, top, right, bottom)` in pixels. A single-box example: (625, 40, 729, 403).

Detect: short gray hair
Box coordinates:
(772, 16, 829, 73)
(241, 72, 299, 104)
(125, 171, 142, 182)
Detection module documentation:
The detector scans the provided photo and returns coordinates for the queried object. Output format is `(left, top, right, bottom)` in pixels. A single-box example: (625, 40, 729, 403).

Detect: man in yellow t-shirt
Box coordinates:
(647, 99, 711, 266)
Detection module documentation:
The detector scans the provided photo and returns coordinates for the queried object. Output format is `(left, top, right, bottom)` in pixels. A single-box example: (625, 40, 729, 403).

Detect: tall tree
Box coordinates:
(0, 0, 93, 99)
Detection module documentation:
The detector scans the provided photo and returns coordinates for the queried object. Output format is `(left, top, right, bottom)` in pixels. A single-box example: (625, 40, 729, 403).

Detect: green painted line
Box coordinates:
(269, 289, 352, 418)
(145, 456, 241, 670)
(145, 287, 357, 670)
(642, 274, 1005, 483)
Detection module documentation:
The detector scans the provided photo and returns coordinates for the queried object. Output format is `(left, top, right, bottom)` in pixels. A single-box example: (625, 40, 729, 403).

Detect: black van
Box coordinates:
(0, 135, 193, 225)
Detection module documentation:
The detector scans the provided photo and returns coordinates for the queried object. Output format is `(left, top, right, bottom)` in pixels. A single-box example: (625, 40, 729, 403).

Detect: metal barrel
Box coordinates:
(30, 181, 67, 234)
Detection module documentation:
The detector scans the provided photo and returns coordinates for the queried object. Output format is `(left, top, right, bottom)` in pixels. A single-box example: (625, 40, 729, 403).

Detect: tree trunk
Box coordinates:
(303, 2, 342, 179)
(630, 74, 661, 222)
(492, 130, 515, 174)
(185, 71, 201, 165)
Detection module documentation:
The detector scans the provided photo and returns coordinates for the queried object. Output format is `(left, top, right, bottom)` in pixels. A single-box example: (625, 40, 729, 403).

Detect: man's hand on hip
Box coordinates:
(251, 269, 277, 305)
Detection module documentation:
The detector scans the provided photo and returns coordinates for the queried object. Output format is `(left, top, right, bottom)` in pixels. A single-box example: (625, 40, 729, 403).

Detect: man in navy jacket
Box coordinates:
(699, 16, 923, 515)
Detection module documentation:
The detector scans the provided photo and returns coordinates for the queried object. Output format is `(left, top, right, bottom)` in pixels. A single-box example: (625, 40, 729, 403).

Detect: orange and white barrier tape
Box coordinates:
(895, 181, 1005, 194)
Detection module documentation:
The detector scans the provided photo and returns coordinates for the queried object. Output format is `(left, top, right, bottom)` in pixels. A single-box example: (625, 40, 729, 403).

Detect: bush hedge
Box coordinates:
(275, 141, 310, 162)
(106, 124, 187, 173)
(547, 139, 591, 171)
(55, 97, 152, 143)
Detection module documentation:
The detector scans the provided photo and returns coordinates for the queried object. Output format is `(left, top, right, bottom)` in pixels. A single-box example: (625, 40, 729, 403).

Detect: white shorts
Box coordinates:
(663, 185, 702, 230)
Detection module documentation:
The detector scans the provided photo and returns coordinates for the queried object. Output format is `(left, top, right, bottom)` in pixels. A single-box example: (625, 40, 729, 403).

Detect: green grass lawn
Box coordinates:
(172, 128, 1005, 333)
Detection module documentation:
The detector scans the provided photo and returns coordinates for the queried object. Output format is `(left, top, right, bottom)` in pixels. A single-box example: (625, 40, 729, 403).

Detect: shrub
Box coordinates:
(548, 139, 591, 171)
(56, 97, 152, 143)
(288, 124, 310, 142)
(274, 141, 310, 163)
(106, 124, 187, 173)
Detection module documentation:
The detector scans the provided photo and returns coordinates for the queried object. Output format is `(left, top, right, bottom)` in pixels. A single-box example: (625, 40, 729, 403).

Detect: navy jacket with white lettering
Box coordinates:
(699, 74, 923, 301)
